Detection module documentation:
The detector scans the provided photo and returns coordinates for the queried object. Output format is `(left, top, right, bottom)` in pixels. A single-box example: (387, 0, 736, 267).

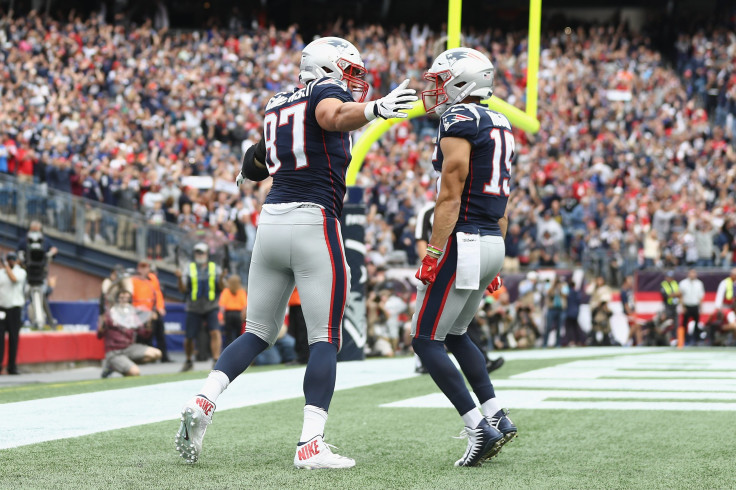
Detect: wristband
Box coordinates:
(364, 101, 377, 122)
(426, 244, 444, 258)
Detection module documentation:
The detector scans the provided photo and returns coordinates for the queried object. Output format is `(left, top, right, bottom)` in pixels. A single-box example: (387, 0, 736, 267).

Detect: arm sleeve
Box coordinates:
(241, 142, 270, 182)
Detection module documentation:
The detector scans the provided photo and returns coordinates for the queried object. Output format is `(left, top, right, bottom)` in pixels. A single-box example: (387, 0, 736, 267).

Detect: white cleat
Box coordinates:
(293, 435, 355, 470)
(175, 395, 215, 463)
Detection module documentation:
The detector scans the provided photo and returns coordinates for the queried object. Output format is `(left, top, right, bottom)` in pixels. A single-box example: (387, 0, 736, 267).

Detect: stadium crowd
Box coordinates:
(1, 10, 735, 354)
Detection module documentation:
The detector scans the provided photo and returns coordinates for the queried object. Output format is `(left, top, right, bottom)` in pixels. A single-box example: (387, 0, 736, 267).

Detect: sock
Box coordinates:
(481, 397, 503, 418)
(198, 370, 230, 403)
(445, 333, 495, 403)
(303, 342, 338, 410)
(213, 332, 269, 381)
(299, 405, 328, 444)
(411, 337, 476, 416)
(461, 407, 484, 428)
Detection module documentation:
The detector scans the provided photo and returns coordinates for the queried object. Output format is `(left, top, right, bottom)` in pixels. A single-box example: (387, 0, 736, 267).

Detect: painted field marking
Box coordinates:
(383, 350, 736, 412)
(381, 391, 736, 412)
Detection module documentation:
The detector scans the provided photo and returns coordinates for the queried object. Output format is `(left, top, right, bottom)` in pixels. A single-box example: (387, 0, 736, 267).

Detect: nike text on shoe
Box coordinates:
(175, 395, 215, 463)
(294, 435, 356, 469)
(487, 408, 518, 446)
(454, 418, 505, 467)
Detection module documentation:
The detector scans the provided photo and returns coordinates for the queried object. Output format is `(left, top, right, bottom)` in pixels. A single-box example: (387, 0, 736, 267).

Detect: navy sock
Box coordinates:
(303, 342, 338, 411)
(412, 337, 476, 415)
(214, 332, 268, 381)
(444, 333, 495, 404)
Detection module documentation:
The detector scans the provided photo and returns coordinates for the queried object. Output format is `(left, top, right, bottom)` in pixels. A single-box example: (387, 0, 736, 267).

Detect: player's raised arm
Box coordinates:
(315, 79, 417, 132)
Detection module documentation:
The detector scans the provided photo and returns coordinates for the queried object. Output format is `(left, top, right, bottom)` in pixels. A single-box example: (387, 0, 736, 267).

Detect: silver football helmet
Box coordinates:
(422, 47, 494, 115)
(299, 36, 369, 102)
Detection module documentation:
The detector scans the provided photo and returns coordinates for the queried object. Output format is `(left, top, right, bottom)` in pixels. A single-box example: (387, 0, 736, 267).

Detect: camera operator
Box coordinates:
(0, 252, 26, 374)
(16, 220, 57, 328)
(98, 289, 162, 377)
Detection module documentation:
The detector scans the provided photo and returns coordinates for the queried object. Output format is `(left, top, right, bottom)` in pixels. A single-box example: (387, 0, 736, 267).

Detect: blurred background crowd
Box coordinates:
(1, 4, 735, 357)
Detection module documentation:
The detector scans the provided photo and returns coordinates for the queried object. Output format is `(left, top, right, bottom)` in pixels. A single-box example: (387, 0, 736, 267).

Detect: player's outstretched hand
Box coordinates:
(235, 171, 245, 187)
(415, 254, 439, 285)
(486, 274, 503, 294)
(367, 79, 417, 120)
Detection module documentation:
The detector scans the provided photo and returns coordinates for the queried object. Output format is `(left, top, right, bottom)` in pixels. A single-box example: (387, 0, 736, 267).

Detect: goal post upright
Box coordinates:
(346, 0, 541, 186)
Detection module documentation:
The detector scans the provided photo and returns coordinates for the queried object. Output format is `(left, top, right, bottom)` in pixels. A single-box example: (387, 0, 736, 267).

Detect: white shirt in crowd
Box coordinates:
(0, 264, 27, 308)
(678, 277, 705, 307)
(714, 278, 735, 309)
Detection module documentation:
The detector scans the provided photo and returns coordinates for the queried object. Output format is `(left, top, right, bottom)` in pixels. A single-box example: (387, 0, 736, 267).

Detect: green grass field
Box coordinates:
(2, 350, 735, 489)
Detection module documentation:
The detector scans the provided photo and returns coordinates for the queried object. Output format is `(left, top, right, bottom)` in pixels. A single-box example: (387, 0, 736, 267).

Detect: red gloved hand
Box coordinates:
(415, 255, 440, 285)
(486, 274, 503, 294)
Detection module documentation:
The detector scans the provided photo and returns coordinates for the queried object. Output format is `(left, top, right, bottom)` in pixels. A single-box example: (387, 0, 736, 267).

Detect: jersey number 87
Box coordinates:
(263, 101, 308, 175)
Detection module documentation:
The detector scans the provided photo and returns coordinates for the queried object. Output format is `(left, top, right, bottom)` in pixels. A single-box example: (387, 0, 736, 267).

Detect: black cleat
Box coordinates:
(487, 408, 518, 446)
(486, 357, 505, 373)
(454, 419, 505, 467)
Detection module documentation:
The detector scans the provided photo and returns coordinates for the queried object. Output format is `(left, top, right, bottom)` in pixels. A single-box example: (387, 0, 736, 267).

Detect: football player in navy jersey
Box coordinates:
(412, 47, 517, 467)
(175, 36, 417, 469)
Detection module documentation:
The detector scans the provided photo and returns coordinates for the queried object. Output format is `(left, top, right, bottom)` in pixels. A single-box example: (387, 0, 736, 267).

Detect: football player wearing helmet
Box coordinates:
(177, 36, 417, 469)
(413, 47, 516, 467)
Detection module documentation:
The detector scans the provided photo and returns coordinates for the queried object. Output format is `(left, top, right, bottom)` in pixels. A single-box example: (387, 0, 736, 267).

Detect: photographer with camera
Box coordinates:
(0, 252, 26, 374)
(16, 220, 57, 328)
(98, 288, 162, 377)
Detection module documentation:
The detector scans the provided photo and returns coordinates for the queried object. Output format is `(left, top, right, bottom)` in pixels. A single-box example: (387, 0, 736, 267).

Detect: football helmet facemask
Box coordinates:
(422, 47, 494, 115)
(299, 37, 369, 102)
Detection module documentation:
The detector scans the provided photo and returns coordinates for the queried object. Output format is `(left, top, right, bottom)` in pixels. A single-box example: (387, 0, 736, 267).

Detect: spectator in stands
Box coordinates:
(175, 242, 225, 372)
(98, 289, 162, 378)
(694, 219, 717, 267)
(643, 229, 661, 270)
(131, 261, 169, 362)
(218, 274, 247, 349)
(503, 223, 522, 272)
(0, 252, 26, 374)
(679, 269, 705, 345)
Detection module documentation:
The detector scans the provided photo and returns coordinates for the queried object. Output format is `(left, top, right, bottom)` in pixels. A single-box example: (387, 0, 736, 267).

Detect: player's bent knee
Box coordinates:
(126, 365, 141, 376)
(245, 320, 280, 347)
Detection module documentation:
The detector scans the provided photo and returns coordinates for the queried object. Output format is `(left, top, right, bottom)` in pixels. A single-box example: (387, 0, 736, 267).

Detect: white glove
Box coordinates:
(236, 171, 245, 187)
(365, 79, 417, 121)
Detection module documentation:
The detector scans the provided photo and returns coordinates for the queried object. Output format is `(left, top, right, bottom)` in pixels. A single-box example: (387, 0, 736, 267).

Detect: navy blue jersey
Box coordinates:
(432, 103, 514, 236)
(263, 77, 354, 218)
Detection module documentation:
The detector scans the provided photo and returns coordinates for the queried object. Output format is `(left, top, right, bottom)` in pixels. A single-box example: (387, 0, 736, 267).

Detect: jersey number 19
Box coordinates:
(483, 128, 514, 196)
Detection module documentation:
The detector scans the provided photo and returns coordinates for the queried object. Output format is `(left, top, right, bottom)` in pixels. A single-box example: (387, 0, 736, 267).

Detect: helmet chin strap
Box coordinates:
(436, 81, 477, 115)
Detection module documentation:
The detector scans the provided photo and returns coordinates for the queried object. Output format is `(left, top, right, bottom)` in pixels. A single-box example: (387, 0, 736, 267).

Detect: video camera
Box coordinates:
(25, 231, 49, 285)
